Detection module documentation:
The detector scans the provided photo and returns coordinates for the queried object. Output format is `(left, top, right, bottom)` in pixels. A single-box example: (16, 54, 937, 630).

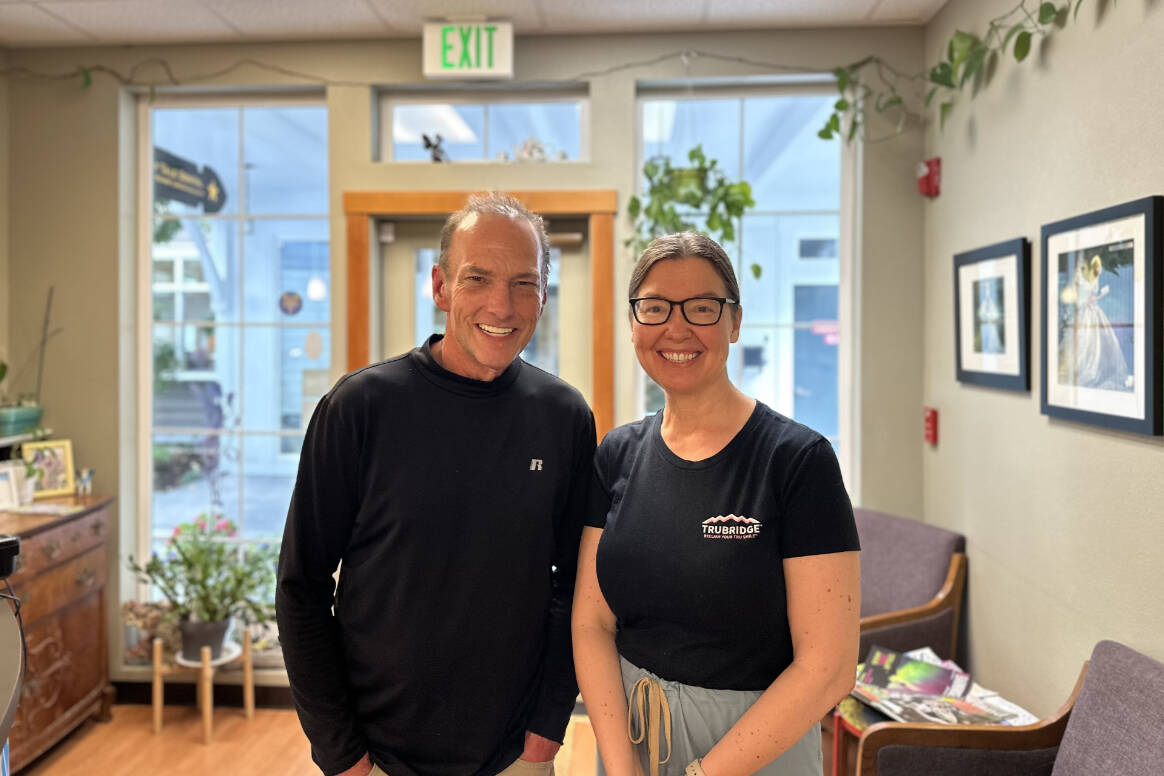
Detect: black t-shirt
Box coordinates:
(588, 402, 859, 691)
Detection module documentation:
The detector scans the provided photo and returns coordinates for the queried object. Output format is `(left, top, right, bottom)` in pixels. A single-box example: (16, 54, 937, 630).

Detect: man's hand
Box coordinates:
(520, 731, 561, 762)
(333, 753, 374, 776)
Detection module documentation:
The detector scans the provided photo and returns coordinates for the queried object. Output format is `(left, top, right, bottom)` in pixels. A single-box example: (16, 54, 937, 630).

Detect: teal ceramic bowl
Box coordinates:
(0, 405, 43, 437)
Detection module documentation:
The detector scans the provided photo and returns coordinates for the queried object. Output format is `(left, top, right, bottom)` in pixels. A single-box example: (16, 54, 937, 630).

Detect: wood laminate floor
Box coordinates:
(20, 706, 598, 776)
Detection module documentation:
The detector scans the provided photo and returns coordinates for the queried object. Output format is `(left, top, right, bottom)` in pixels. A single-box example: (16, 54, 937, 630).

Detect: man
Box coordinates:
(277, 192, 596, 776)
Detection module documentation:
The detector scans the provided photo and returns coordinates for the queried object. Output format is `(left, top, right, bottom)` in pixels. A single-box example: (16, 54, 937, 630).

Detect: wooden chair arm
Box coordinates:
(860, 553, 967, 632)
(856, 658, 1088, 776)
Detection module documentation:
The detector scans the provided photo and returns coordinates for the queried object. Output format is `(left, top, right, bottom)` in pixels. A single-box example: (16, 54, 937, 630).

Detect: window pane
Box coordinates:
(488, 102, 581, 161)
(151, 432, 241, 537)
(153, 108, 239, 216)
(240, 326, 329, 432)
(242, 219, 330, 324)
(152, 324, 240, 430)
(152, 218, 240, 323)
(393, 104, 484, 161)
(793, 285, 839, 442)
(244, 106, 329, 214)
(240, 434, 302, 540)
(740, 213, 840, 326)
(642, 98, 740, 178)
(744, 95, 839, 211)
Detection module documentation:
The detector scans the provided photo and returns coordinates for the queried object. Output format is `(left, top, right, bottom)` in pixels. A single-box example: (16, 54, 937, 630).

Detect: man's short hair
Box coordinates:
(438, 192, 551, 293)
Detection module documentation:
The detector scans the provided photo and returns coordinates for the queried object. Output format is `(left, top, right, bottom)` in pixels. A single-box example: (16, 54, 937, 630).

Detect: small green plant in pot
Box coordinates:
(128, 514, 277, 661)
(626, 144, 756, 274)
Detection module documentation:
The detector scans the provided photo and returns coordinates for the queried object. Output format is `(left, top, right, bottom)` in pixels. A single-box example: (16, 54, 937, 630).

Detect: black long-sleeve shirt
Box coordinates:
(277, 337, 596, 776)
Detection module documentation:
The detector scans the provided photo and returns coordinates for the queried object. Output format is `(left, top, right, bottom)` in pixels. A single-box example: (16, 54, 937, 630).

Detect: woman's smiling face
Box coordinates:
(631, 256, 741, 398)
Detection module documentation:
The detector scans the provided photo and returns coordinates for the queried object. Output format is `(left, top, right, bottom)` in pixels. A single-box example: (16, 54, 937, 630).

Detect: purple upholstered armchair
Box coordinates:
(856, 640, 1164, 776)
(856, 509, 967, 661)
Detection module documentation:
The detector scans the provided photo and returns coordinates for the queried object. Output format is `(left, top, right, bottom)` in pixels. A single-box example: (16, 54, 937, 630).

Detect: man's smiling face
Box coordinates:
(431, 212, 545, 381)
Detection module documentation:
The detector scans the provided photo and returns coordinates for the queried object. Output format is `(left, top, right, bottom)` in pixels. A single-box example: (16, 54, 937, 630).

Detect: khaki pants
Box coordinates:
(370, 756, 555, 776)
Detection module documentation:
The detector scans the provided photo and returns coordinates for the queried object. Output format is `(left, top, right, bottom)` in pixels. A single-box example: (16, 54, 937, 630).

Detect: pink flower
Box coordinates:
(172, 526, 181, 537)
(215, 519, 231, 532)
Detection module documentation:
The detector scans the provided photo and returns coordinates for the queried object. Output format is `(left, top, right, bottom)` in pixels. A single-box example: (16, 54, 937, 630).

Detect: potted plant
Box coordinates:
(626, 144, 756, 269)
(0, 360, 44, 438)
(128, 514, 277, 661)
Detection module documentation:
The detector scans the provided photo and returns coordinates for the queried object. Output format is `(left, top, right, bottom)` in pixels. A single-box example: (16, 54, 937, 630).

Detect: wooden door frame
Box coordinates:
(343, 190, 617, 437)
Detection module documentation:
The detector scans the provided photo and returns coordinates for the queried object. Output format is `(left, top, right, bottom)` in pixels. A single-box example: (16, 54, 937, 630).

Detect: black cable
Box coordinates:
(0, 580, 26, 684)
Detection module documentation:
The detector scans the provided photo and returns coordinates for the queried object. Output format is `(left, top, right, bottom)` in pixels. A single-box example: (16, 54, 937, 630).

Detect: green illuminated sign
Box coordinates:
(423, 21, 513, 80)
(441, 25, 498, 70)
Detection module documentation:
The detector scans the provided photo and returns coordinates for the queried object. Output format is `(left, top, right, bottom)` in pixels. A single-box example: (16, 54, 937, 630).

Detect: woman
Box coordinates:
(573, 232, 860, 776)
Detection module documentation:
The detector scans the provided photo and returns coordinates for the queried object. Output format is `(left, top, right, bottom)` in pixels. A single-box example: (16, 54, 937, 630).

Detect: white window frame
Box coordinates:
(631, 83, 856, 485)
(133, 93, 329, 599)
(378, 89, 591, 163)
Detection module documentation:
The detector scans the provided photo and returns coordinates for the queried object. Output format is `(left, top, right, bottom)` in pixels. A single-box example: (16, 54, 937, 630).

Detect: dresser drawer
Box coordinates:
(10, 507, 109, 586)
(12, 545, 107, 625)
(10, 594, 105, 767)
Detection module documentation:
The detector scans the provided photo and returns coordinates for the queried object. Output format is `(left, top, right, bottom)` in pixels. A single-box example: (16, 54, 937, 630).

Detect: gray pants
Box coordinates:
(597, 657, 822, 776)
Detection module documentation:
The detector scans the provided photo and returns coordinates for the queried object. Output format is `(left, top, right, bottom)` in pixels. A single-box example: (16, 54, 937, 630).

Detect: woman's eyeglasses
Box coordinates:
(629, 297, 737, 326)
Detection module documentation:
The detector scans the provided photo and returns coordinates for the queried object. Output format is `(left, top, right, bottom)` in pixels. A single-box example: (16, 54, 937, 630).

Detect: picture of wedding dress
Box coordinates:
(973, 277, 1005, 354)
(1058, 254, 1132, 391)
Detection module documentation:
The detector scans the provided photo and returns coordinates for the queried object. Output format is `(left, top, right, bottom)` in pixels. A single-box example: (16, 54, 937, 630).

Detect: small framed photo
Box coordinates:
(22, 439, 76, 498)
(1041, 196, 1163, 435)
(954, 237, 1030, 391)
(0, 468, 18, 510)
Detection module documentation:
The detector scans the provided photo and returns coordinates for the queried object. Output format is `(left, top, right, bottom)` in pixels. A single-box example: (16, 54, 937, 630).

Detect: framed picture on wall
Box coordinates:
(1040, 196, 1163, 435)
(954, 237, 1030, 391)
(21, 438, 76, 498)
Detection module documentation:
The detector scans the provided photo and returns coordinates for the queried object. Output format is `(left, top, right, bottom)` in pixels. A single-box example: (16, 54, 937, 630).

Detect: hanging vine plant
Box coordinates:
(819, 0, 1090, 143)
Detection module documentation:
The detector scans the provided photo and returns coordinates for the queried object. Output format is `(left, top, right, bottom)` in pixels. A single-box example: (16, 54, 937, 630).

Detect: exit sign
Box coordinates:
(423, 22, 513, 79)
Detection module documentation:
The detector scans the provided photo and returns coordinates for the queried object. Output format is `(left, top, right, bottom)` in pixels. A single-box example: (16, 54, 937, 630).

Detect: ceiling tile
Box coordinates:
(202, 0, 391, 39)
(363, 0, 543, 34)
(39, 0, 240, 44)
(539, 0, 705, 33)
(705, 0, 878, 28)
(0, 3, 93, 46)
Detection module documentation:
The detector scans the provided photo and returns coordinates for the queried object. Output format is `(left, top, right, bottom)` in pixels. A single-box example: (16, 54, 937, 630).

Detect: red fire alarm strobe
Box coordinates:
(917, 157, 941, 198)
(924, 407, 939, 446)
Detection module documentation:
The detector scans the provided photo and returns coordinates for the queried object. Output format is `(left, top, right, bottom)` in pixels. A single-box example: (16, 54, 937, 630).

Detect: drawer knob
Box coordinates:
(91, 521, 104, 536)
(43, 541, 63, 561)
(76, 568, 97, 588)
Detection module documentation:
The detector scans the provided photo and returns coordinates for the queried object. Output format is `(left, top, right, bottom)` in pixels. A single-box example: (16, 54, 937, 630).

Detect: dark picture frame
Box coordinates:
(1040, 196, 1163, 435)
(954, 237, 1030, 391)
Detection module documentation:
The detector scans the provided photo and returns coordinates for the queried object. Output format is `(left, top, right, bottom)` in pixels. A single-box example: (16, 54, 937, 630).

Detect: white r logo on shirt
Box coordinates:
(529, 459, 543, 471)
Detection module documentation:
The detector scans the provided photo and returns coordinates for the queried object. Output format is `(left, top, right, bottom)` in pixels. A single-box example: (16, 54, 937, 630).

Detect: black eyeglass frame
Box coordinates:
(628, 296, 739, 326)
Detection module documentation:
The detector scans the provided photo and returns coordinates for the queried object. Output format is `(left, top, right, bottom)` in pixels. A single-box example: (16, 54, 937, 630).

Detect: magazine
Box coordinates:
(858, 645, 971, 698)
(850, 645, 1034, 726)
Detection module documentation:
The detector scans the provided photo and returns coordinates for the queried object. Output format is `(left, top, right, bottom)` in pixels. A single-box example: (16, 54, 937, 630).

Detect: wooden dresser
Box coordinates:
(1, 496, 115, 772)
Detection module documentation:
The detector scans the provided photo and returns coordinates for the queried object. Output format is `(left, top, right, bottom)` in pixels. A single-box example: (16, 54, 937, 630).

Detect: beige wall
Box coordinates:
(4, 29, 924, 678)
(924, 0, 1164, 714)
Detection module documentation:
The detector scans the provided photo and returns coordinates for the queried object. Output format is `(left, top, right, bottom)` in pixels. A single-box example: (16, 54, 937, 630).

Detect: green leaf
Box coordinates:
(834, 67, 850, 93)
(643, 160, 659, 181)
(79, 66, 91, 89)
(818, 127, 834, 140)
(627, 196, 641, 220)
(829, 113, 841, 132)
(929, 62, 955, 88)
(847, 118, 859, 142)
(1002, 23, 1026, 50)
(1014, 31, 1032, 61)
(883, 95, 903, 109)
(939, 101, 953, 129)
(924, 86, 939, 108)
(1038, 2, 1057, 23)
(750, 263, 763, 280)
(835, 99, 850, 111)
(960, 45, 988, 87)
(947, 30, 978, 65)
(1074, 0, 1085, 21)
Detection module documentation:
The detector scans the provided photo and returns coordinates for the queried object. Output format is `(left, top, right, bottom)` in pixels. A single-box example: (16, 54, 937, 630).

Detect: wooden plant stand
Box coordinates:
(151, 629, 254, 744)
